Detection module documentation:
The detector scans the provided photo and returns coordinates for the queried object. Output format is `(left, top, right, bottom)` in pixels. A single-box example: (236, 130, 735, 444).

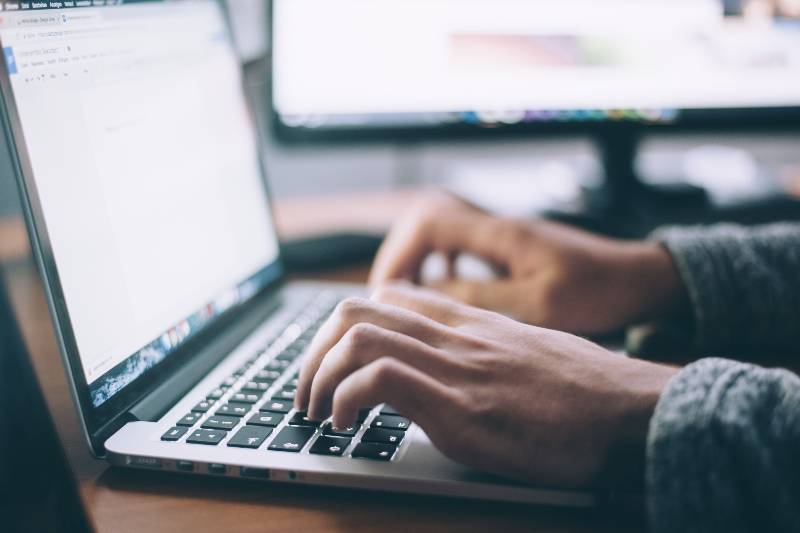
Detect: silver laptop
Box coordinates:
(0, 0, 594, 507)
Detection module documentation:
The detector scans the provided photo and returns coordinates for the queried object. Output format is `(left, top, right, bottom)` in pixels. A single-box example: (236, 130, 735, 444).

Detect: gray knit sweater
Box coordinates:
(647, 224, 800, 533)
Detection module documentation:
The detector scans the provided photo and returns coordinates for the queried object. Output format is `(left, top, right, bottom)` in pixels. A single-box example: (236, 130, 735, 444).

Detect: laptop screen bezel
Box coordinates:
(0, 0, 286, 456)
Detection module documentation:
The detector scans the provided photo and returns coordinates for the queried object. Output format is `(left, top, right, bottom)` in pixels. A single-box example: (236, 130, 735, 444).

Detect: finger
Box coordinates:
(307, 323, 455, 420)
(370, 281, 473, 326)
(330, 356, 455, 433)
(368, 199, 512, 287)
(295, 297, 451, 410)
(430, 279, 524, 319)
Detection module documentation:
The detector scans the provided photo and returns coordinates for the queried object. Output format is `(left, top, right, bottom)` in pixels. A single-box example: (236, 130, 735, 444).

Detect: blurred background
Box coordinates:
(3, 0, 800, 240)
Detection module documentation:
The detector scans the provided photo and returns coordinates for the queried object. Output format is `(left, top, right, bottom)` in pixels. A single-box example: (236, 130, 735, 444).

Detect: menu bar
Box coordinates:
(0, 1, 135, 10)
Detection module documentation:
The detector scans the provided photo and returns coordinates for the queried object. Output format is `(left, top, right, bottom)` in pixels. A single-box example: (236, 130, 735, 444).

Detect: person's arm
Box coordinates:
(647, 358, 800, 533)
(295, 283, 800, 530)
(655, 223, 800, 353)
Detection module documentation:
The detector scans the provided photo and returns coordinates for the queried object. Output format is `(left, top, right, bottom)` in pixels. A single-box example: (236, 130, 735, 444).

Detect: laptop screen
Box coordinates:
(0, 1, 281, 408)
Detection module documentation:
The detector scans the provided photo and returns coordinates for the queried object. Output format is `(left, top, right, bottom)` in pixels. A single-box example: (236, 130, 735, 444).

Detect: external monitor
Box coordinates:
(272, 0, 800, 213)
(272, 0, 800, 138)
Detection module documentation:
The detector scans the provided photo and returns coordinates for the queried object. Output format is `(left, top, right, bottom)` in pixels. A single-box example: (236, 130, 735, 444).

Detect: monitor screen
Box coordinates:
(0, 0, 281, 408)
(272, 0, 800, 134)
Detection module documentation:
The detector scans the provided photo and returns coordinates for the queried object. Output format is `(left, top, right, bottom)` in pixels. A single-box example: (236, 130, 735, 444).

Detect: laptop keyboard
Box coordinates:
(160, 292, 411, 462)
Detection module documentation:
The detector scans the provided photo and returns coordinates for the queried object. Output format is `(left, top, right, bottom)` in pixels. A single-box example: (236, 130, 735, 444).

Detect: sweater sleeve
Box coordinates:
(653, 223, 800, 354)
(646, 358, 800, 533)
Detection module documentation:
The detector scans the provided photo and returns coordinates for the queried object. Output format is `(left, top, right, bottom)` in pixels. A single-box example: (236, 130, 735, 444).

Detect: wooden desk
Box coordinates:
(0, 193, 639, 533)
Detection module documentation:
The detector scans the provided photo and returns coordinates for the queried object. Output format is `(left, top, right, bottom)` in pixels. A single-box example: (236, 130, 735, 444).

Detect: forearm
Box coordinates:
(654, 223, 800, 354)
(646, 358, 800, 533)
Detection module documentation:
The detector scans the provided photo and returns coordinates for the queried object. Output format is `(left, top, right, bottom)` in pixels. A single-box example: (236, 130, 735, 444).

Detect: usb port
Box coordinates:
(240, 467, 269, 479)
(176, 460, 194, 472)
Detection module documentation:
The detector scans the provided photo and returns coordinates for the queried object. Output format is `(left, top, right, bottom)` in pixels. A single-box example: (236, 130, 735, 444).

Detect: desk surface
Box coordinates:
(0, 191, 640, 533)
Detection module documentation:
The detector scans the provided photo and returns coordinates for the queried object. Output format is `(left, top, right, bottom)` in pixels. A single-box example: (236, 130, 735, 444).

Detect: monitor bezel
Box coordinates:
(0, 0, 287, 457)
(268, 1, 800, 145)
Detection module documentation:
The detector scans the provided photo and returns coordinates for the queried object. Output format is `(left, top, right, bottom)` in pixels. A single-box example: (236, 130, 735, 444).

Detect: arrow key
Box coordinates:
(227, 426, 272, 449)
(268, 426, 315, 453)
(309, 435, 351, 456)
(186, 429, 226, 446)
(351, 442, 397, 462)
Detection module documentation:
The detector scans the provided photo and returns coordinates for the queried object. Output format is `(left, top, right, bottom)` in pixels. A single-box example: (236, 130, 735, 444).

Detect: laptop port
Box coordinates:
(240, 467, 270, 479)
(176, 460, 194, 472)
(208, 463, 227, 475)
(128, 456, 162, 469)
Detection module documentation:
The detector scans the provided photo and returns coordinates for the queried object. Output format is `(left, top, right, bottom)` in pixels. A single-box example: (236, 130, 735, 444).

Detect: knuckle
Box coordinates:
(344, 322, 381, 349)
(369, 357, 400, 389)
(503, 219, 533, 248)
(335, 297, 370, 321)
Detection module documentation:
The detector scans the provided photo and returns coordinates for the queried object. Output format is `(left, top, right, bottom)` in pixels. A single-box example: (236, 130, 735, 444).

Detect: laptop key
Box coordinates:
(186, 429, 226, 446)
(227, 426, 272, 449)
(247, 412, 284, 428)
(361, 428, 405, 446)
(222, 376, 238, 387)
(357, 408, 373, 422)
(273, 388, 296, 401)
(177, 413, 201, 427)
(309, 436, 351, 456)
(192, 401, 213, 413)
(254, 369, 281, 382)
(265, 359, 291, 371)
(380, 404, 401, 416)
(288, 411, 321, 428)
(241, 381, 270, 393)
(351, 443, 397, 461)
(371, 415, 410, 431)
(260, 399, 292, 414)
(161, 426, 188, 442)
(216, 402, 251, 417)
(276, 351, 298, 362)
(202, 415, 241, 431)
(268, 426, 315, 453)
(322, 422, 359, 438)
(231, 392, 261, 404)
(207, 388, 227, 400)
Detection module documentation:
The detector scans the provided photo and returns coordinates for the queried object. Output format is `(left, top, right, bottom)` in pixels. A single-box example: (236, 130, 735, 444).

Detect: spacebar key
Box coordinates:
(268, 426, 315, 453)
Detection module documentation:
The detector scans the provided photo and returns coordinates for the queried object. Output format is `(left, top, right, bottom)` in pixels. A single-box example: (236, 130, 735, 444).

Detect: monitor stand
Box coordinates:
(550, 127, 800, 238)
(567, 128, 710, 237)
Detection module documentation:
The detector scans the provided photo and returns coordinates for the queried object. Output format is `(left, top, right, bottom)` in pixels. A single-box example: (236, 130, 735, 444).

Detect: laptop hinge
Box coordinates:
(127, 291, 284, 423)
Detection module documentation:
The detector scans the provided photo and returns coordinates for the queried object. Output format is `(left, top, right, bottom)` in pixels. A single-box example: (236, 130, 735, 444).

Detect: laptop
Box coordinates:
(0, 0, 593, 506)
(0, 277, 94, 533)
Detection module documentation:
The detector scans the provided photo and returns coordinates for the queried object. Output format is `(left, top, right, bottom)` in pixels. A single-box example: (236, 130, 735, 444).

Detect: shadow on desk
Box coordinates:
(94, 467, 644, 533)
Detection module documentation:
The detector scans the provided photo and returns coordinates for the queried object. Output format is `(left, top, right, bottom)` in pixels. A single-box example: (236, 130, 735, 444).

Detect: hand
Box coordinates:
(295, 283, 678, 488)
(369, 193, 687, 335)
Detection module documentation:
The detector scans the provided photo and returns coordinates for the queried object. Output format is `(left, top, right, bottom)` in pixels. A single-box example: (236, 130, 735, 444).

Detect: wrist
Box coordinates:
(599, 360, 679, 489)
(622, 241, 690, 323)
